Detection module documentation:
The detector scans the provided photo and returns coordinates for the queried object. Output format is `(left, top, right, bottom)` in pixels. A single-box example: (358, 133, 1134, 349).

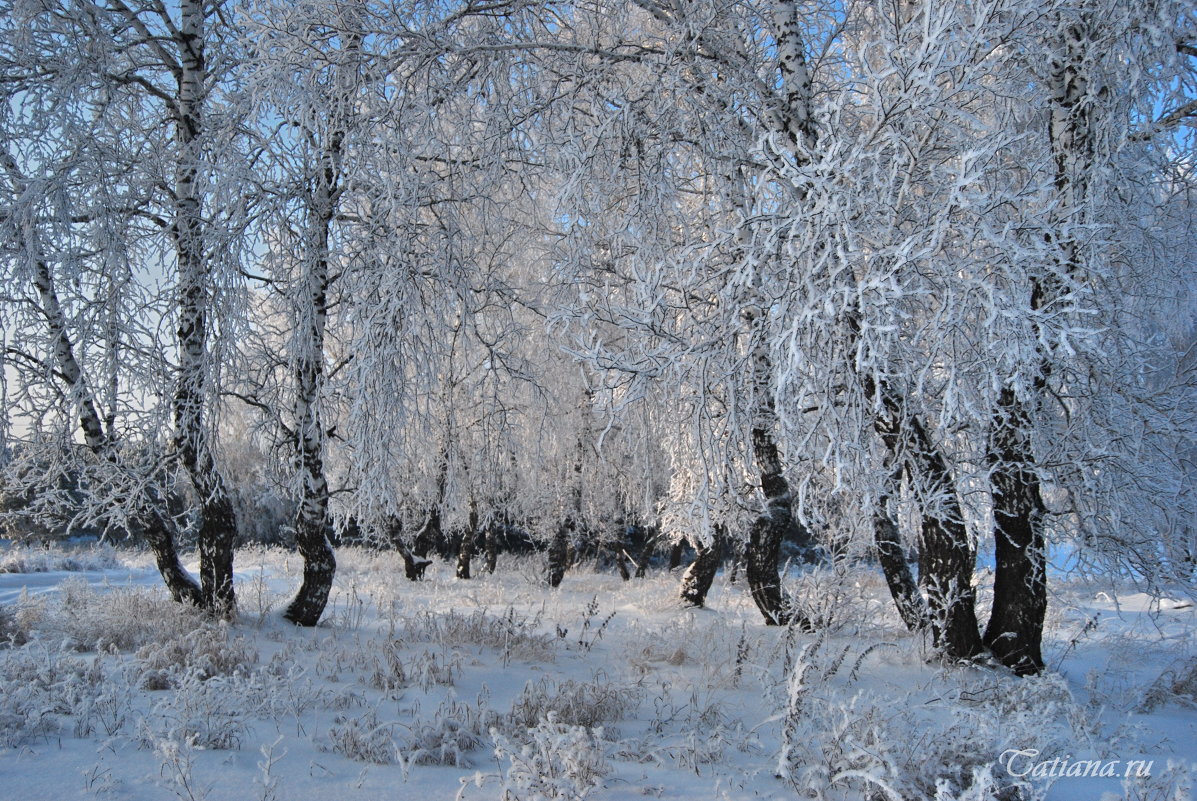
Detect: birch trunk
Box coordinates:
(171, 0, 235, 617)
(983, 19, 1095, 673)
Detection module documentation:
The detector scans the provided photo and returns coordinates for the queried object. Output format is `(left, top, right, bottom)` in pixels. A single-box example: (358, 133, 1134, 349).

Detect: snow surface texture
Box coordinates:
(0, 544, 1193, 801)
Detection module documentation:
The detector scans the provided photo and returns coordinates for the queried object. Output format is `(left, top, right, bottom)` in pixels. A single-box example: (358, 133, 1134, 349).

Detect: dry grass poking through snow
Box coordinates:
(0, 544, 1192, 801)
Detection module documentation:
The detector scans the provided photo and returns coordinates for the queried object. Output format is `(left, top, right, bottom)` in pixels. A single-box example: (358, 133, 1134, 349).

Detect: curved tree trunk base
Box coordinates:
(680, 534, 722, 608)
(874, 510, 928, 633)
(136, 509, 203, 607)
(284, 515, 336, 627)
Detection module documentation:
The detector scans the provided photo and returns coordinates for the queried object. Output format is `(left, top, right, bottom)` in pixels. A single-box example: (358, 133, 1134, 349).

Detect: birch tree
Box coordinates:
(0, 0, 217, 605)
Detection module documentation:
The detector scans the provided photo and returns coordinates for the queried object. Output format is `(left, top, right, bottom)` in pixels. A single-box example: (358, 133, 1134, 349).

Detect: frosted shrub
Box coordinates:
(154, 735, 210, 801)
(237, 569, 284, 625)
(932, 766, 1006, 801)
(69, 662, 138, 738)
(0, 670, 59, 746)
(44, 579, 204, 652)
(0, 641, 110, 745)
(491, 714, 609, 801)
(326, 706, 398, 764)
(1136, 656, 1197, 712)
(408, 648, 460, 691)
(401, 608, 556, 664)
(788, 563, 895, 634)
(0, 603, 27, 645)
(0, 543, 124, 574)
(777, 639, 1077, 801)
(142, 669, 253, 750)
(367, 639, 407, 691)
(366, 641, 458, 693)
(503, 676, 641, 735)
(401, 697, 498, 767)
(136, 623, 258, 689)
(234, 662, 336, 721)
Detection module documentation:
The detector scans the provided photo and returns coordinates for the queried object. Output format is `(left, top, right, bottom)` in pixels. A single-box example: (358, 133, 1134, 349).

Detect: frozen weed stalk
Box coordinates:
(575, 596, 616, 653)
(156, 736, 210, 801)
(490, 713, 610, 801)
(255, 735, 287, 801)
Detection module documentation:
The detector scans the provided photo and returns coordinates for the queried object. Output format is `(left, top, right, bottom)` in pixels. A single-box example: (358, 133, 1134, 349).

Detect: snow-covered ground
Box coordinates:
(0, 543, 1193, 801)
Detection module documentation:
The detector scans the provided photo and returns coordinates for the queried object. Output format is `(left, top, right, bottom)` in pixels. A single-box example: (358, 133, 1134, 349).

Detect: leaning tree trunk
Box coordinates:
(746, 422, 815, 628)
(7, 152, 201, 606)
(873, 473, 928, 633)
(743, 309, 815, 628)
(680, 527, 723, 608)
(135, 508, 204, 606)
(46, 272, 200, 605)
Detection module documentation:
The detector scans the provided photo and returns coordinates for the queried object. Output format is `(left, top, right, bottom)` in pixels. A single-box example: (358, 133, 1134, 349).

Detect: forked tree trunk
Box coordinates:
(868, 370, 982, 661)
(385, 517, 431, 580)
(849, 283, 980, 659)
(680, 528, 723, 608)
